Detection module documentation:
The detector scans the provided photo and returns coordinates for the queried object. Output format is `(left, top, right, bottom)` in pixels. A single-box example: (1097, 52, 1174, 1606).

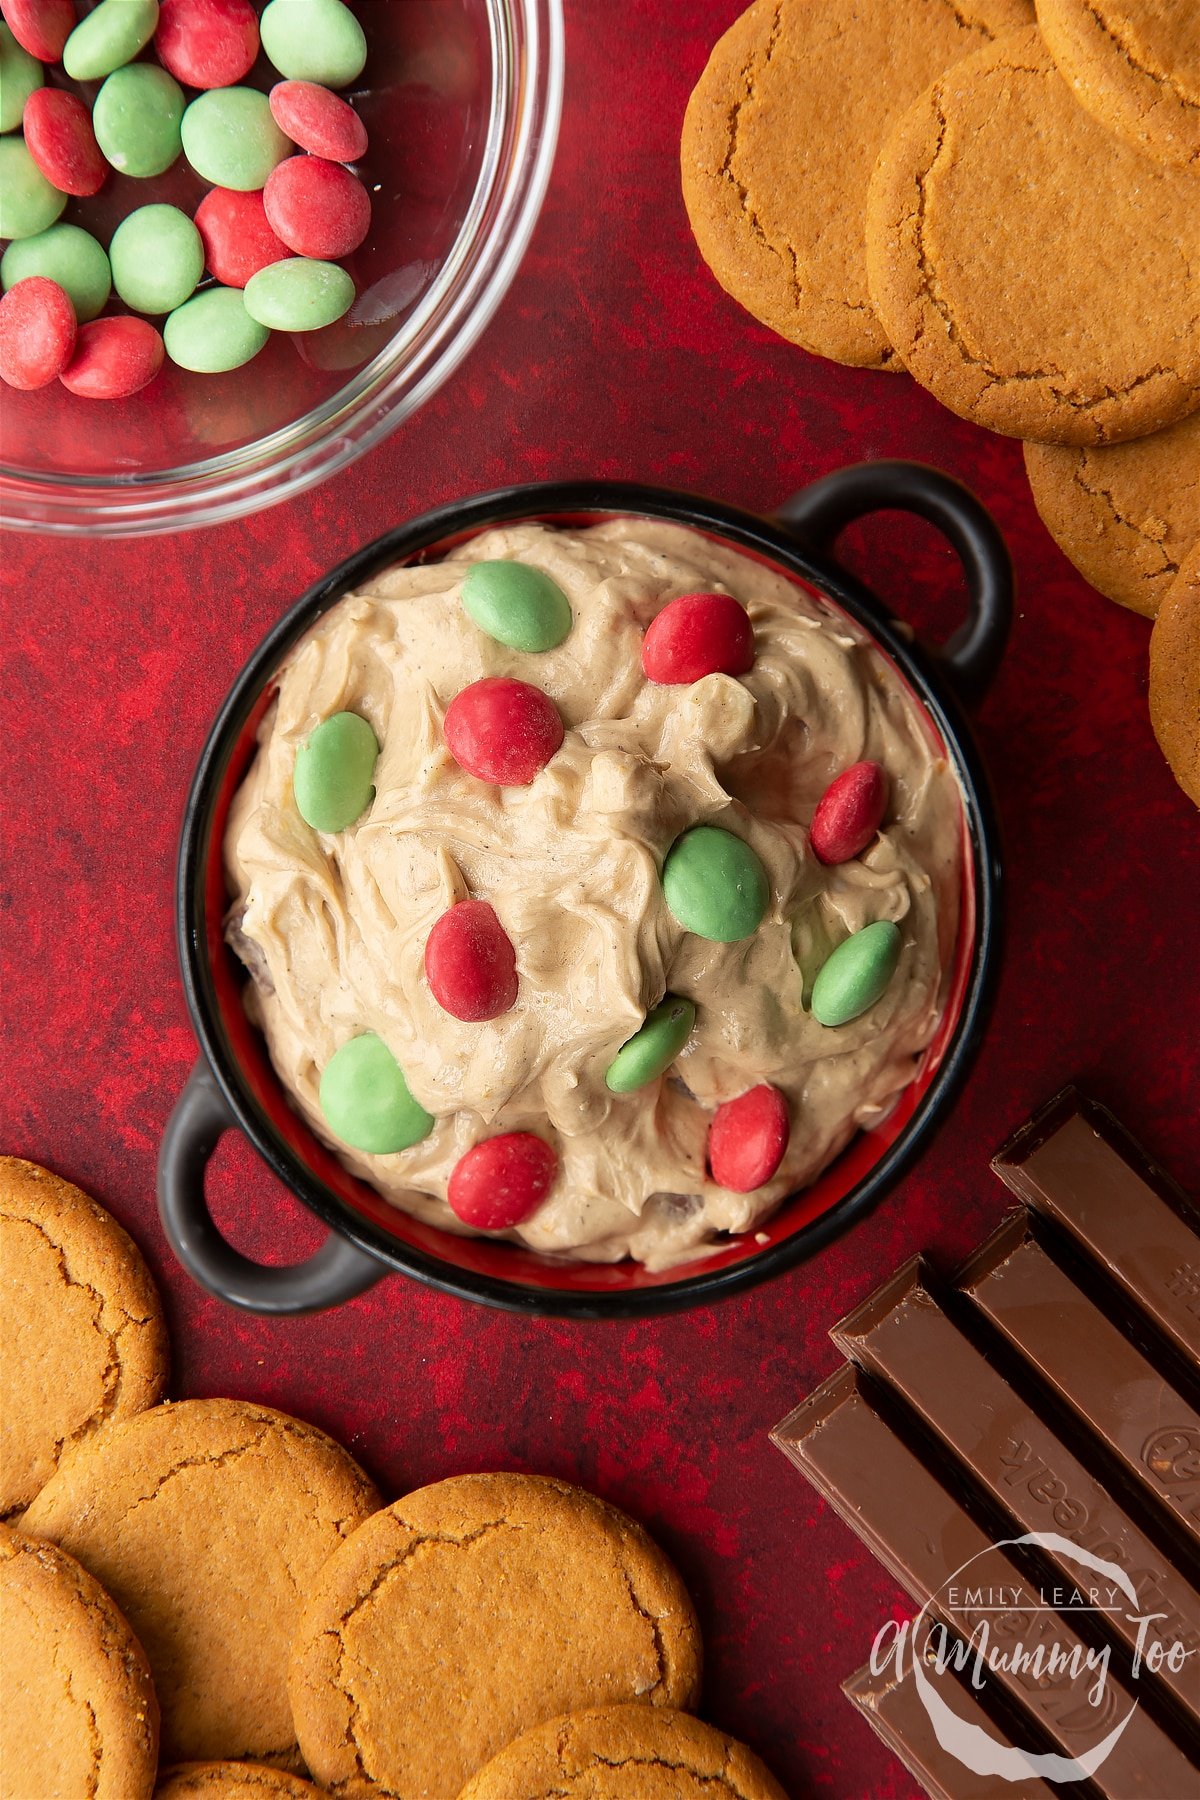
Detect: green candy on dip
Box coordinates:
(2, 225, 111, 322)
(462, 561, 573, 653)
(0, 25, 42, 134)
(293, 712, 379, 832)
(0, 138, 65, 240)
(259, 0, 368, 88)
(181, 86, 291, 191)
(110, 205, 202, 315)
(606, 996, 696, 1094)
(164, 287, 268, 373)
(63, 0, 159, 81)
(243, 257, 354, 331)
(319, 1034, 434, 1155)
(662, 825, 769, 943)
(811, 920, 901, 1027)
(93, 65, 184, 179)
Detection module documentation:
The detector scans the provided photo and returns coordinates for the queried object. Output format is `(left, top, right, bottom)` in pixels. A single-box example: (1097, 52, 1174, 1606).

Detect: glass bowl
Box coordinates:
(0, 0, 563, 536)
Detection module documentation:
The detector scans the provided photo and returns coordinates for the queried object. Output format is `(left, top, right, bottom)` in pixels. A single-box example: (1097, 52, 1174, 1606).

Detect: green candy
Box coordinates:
(1, 224, 111, 322)
(109, 206, 202, 315)
(0, 25, 42, 134)
(661, 826, 769, 943)
(293, 712, 379, 831)
(63, 0, 159, 81)
(811, 920, 901, 1028)
(319, 1034, 434, 1155)
(606, 997, 697, 1095)
(243, 257, 354, 331)
(164, 287, 269, 373)
(181, 86, 291, 191)
(461, 562, 573, 653)
(260, 0, 368, 87)
(0, 137, 66, 239)
(93, 65, 183, 179)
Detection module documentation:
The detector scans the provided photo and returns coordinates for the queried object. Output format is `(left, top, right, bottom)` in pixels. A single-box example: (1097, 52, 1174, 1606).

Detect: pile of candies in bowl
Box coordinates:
(0, 0, 563, 532)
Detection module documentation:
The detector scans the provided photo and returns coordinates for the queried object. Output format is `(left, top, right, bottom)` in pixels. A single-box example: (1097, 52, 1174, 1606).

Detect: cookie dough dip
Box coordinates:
(224, 518, 964, 1269)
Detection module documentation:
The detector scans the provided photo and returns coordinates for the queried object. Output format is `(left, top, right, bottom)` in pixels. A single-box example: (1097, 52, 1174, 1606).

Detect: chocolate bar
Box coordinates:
(832, 1258, 1200, 1721)
(959, 1217, 1200, 1542)
(992, 1088, 1200, 1364)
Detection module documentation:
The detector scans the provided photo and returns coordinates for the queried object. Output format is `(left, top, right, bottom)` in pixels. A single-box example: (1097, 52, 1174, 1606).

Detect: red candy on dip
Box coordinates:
(195, 187, 289, 287)
(810, 760, 887, 865)
(269, 79, 368, 162)
(264, 155, 372, 260)
(444, 677, 564, 786)
(22, 89, 106, 197)
(1, 0, 76, 61)
(154, 0, 259, 89)
(708, 1084, 790, 1192)
(59, 316, 164, 399)
(0, 278, 76, 390)
(642, 592, 755, 684)
(425, 899, 518, 1023)
(448, 1133, 558, 1230)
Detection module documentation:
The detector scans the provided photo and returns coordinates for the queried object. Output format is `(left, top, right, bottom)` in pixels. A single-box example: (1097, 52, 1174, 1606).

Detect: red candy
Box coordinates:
(642, 592, 755, 685)
(59, 316, 163, 400)
(22, 89, 106, 198)
(154, 0, 258, 88)
(269, 80, 367, 163)
(0, 0, 75, 61)
(707, 1085, 790, 1193)
(810, 761, 887, 865)
(444, 677, 564, 787)
(263, 154, 371, 260)
(424, 899, 518, 1023)
(194, 187, 288, 288)
(0, 278, 76, 390)
(447, 1133, 558, 1230)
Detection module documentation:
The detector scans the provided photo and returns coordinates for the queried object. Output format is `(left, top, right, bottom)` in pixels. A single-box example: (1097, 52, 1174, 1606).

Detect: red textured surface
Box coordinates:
(2, 4, 1198, 1794)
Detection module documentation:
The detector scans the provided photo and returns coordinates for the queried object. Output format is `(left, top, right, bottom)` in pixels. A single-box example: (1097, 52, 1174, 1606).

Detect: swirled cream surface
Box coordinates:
(225, 519, 963, 1268)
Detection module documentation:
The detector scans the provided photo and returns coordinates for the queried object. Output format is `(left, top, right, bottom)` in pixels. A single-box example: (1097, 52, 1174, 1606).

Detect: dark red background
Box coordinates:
(3, 4, 1198, 1793)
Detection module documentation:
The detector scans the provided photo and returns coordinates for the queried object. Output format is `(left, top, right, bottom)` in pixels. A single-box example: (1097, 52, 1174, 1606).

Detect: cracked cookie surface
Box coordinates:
(1037, 0, 1200, 168)
(680, 0, 1033, 369)
(0, 1155, 168, 1517)
(287, 1473, 702, 1800)
(0, 1521, 159, 1800)
(155, 1762, 326, 1797)
(21, 1398, 380, 1767)
(1025, 411, 1200, 616)
(1150, 539, 1200, 805)
(865, 26, 1200, 443)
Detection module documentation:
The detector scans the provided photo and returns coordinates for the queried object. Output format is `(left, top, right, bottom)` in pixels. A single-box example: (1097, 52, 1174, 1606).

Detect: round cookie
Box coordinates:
(680, 0, 1033, 370)
(21, 1398, 380, 1766)
(0, 1522, 159, 1800)
(287, 1472, 702, 1800)
(1024, 411, 1200, 617)
(0, 1155, 168, 1517)
(459, 1705, 788, 1800)
(866, 26, 1200, 444)
(1149, 540, 1200, 806)
(155, 1765, 325, 1797)
(1037, 0, 1200, 169)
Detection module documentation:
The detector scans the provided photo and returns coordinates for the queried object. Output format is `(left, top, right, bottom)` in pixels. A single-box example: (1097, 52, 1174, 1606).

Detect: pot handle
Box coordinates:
(157, 1061, 389, 1315)
(774, 460, 1013, 706)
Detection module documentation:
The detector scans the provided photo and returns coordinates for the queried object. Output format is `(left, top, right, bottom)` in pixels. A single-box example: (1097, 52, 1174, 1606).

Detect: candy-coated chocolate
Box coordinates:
(93, 64, 183, 179)
(319, 1033, 433, 1156)
(59, 314, 163, 398)
(2, 222, 110, 321)
(0, 22, 40, 133)
(1, 0, 76, 63)
(242, 255, 353, 330)
(109, 204, 202, 315)
(62, 0, 157, 80)
(0, 136, 65, 237)
(641, 591, 755, 685)
(164, 284, 268, 372)
(194, 186, 288, 288)
(22, 88, 105, 196)
(155, 0, 258, 89)
(461, 560, 572, 652)
(605, 996, 696, 1094)
(0, 276, 74, 388)
(443, 676, 564, 787)
(424, 899, 518, 1023)
(811, 919, 901, 1027)
(259, 0, 366, 88)
(447, 1132, 557, 1229)
(181, 85, 291, 190)
(292, 710, 378, 831)
(268, 78, 366, 162)
(264, 153, 370, 259)
(661, 825, 769, 943)
(707, 1084, 790, 1191)
(810, 761, 887, 865)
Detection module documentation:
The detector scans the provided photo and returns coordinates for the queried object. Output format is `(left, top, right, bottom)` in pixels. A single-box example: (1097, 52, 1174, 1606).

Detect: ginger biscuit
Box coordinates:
(866, 26, 1200, 444)
(287, 1473, 702, 1800)
(1025, 411, 1200, 617)
(0, 1522, 159, 1800)
(0, 1156, 168, 1517)
(680, 0, 1033, 370)
(1149, 540, 1200, 806)
(1037, 0, 1200, 169)
(155, 1765, 326, 1798)
(22, 1399, 380, 1768)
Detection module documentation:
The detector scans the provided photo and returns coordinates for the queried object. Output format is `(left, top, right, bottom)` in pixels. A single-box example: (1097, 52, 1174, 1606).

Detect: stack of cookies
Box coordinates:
(0, 1156, 787, 1799)
(682, 0, 1200, 807)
